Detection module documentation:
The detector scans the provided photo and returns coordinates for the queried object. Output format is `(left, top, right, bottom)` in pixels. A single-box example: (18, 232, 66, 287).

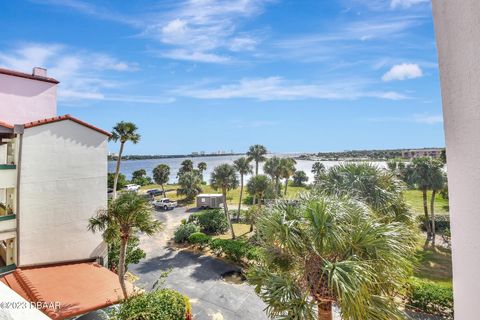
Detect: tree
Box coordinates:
(88, 192, 162, 298)
(292, 170, 308, 187)
(233, 157, 253, 221)
(110, 122, 141, 199)
(131, 169, 152, 186)
(247, 144, 267, 176)
(280, 158, 297, 196)
(177, 171, 203, 201)
(210, 164, 239, 239)
(248, 194, 416, 320)
(108, 236, 146, 273)
(406, 157, 444, 244)
(428, 165, 447, 247)
(317, 163, 409, 223)
(246, 175, 271, 232)
(197, 162, 207, 181)
(108, 172, 127, 190)
(178, 159, 194, 177)
(311, 161, 326, 176)
(153, 164, 170, 195)
(263, 156, 283, 196)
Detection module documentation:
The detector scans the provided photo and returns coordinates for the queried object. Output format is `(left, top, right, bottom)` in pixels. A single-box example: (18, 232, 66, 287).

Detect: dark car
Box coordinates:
(146, 189, 164, 196)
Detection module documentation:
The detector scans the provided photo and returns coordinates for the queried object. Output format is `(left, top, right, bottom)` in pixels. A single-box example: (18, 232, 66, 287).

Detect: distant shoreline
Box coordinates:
(108, 153, 244, 161)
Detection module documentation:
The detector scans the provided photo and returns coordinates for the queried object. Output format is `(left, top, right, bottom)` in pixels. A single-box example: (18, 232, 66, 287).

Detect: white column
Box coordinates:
(432, 1, 480, 318)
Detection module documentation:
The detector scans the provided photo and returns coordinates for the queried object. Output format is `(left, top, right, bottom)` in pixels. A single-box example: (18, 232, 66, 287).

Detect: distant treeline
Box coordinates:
(297, 148, 444, 161)
(108, 153, 244, 161)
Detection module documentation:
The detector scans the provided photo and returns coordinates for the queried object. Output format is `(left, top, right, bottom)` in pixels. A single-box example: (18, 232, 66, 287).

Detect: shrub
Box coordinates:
(228, 209, 248, 223)
(417, 214, 450, 232)
(194, 209, 229, 235)
(187, 232, 211, 248)
(209, 239, 252, 263)
(407, 278, 453, 319)
(174, 223, 199, 243)
(110, 289, 191, 320)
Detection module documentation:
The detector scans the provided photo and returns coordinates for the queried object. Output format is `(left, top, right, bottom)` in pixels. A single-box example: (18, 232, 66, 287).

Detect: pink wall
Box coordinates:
(0, 74, 57, 125)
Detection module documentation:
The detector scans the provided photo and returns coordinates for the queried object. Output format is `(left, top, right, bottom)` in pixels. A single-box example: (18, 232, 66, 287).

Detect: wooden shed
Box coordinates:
(196, 194, 224, 209)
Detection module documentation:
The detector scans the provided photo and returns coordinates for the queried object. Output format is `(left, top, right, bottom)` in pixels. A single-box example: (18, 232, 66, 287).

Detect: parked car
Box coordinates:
(153, 198, 177, 210)
(124, 184, 140, 191)
(146, 189, 164, 196)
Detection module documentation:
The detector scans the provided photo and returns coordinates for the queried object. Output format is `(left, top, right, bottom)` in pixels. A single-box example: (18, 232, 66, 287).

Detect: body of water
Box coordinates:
(109, 154, 388, 184)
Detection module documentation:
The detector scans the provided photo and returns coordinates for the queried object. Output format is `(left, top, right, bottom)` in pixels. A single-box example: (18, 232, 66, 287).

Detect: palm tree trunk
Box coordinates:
(161, 183, 165, 196)
(223, 189, 235, 239)
(112, 142, 125, 200)
(255, 161, 259, 175)
(237, 175, 244, 222)
(284, 179, 288, 196)
(318, 301, 333, 320)
(118, 236, 129, 299)
(422, 188, 431, 245)
(431, 189, 437, 247)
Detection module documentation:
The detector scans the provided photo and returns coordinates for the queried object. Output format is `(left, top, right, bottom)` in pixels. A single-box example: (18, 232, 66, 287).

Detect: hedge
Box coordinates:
(187, 232, 211, 248)
(110, 289, 192, 320)
(406, 278, 453, 319)
(209, 239, 260, 263)
(417, 214, 450, 232)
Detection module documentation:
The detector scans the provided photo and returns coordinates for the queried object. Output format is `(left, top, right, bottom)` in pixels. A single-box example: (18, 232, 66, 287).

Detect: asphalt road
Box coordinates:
(128, 206, 268, 320)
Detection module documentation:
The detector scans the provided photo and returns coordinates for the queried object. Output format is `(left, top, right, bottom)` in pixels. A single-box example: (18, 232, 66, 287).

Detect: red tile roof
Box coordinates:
(0, 120, 13, 129)
(0, 68, 59, 84)
(24, 114, 111, 136)
(0, 262, 135, 319)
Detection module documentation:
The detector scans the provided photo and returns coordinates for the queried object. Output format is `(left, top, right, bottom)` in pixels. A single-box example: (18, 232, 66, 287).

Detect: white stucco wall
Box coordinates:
(18, 120, 108, 266)
(0, 74, 57, 125)
(432, 1, 480, 318)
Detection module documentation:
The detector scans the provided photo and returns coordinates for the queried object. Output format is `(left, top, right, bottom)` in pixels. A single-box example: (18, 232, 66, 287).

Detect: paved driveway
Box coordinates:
(128, 206, 268, 320)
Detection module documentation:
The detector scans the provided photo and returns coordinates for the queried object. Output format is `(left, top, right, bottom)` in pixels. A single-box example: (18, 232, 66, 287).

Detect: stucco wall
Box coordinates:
(432, 1, 480, 318)
(0, 74, 57, 124)
(18, 120, 108, 266)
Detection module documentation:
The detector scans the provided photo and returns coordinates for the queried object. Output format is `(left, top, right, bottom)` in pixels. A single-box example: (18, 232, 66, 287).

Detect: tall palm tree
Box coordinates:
(88, 192, 162, 298)
(233, 157, 253, 221)
(246, 175, 271, 232)
(248, 194, 415, 320)
(152, 164, 170, 195)
(280, 158, 297, 196)
(110, 122, 141, 199)
(178, 159, 194, 177)
(429, 166, 446, 247)
(247, 144, 267, 176)
(312, 162, 326, 185)
(263, 156, 283, 196)
(210, 164, 239, 239)
(197, 162, 207, 181)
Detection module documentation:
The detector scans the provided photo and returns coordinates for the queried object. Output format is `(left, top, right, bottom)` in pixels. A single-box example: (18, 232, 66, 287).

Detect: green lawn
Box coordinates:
(404, 189, 449, 216)
(213, 223, 252, 240)
(413, 244, 452, 287)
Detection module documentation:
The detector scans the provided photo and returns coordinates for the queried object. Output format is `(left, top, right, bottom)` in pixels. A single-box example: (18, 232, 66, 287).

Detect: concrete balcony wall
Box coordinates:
(0, 215, 16, 234)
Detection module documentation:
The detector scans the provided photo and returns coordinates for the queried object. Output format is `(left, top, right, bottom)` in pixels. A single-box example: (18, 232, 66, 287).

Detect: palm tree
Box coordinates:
(248, 194, 415, 320)
(197, 162, 207, 181)
(110, 122, 141, 199)
(292, 170, 308, 187)
(152, 164, 170, 195)
(88, 192, 162, 298)
(210, 164, 239, 239)
(178, 159, 194, 177)
(233, 157, 253, 221)
(246, 175, 271, 232)
(263, 156, 283, 196)
(317, 163, 409, 222)
(280, 158, 296, 196)
(247, 144, 267, 176)
(177, 171, 202, 201)
(429, 166, 446, 247)
(312, 162, 326, 185)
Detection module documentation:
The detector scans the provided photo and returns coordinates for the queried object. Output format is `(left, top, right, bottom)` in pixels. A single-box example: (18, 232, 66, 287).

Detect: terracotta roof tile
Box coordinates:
(24, 114, 111, 136)
(0, 68, 59, 84)
(1, 262, 135, 319)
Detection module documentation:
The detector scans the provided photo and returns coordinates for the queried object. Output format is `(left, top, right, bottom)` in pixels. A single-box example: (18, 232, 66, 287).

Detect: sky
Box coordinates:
(0, 0, 444, 154)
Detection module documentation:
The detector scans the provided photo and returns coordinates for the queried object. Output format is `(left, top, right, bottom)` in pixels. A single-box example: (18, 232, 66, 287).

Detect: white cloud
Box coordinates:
(0, 43, 172, 104)
(390, 0, 429, 9)
(175, 76, 408, 101)
(159, 49, 231, 64)
(382, 63, 423, 81)
(413, 114, 443, 124)
(367, 113, 443, 124)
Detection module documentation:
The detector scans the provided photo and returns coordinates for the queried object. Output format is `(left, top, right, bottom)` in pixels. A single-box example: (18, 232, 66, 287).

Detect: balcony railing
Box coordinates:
(0, 264, 16, 275)
(0, 164, 16, 170)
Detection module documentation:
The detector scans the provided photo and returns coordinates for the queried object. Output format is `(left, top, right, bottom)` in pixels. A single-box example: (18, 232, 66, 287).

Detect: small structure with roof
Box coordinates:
(196, 194, 224, 209)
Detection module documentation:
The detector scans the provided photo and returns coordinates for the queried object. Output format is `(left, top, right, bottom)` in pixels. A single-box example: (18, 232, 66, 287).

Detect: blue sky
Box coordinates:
(0, 0, 444, 154)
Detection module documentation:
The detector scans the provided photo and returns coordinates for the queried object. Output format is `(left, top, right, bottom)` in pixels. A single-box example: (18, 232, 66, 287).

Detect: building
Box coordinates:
(0, 67, 130, 319)
(401, 148, 444, 159)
